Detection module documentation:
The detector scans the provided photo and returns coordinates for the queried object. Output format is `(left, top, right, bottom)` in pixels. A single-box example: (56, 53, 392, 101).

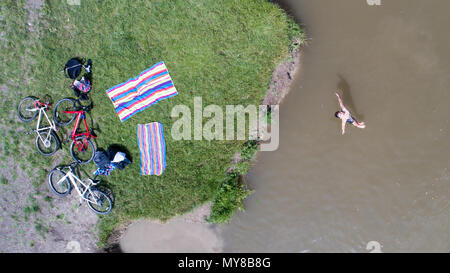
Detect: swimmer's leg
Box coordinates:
(352, 120, 366, 129)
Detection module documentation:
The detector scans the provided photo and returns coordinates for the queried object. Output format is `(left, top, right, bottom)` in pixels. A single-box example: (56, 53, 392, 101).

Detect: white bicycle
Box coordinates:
(17, 96, 60, 156)
(48, 162, 113, 215)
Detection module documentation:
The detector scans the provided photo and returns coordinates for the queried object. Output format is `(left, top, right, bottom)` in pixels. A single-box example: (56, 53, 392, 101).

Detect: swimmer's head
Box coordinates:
(335, 111, 344, 119)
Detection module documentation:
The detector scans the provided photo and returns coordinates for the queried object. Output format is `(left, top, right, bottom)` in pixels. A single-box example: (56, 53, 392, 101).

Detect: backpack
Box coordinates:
(94, 151, 111, 170)
(64, 57, 92, 79)
(64, 58, 84, 79)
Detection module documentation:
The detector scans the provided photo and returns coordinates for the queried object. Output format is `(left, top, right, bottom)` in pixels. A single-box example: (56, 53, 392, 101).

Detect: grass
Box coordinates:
(206, 139, 260, 223)
(23, 195, 40, 222)
(34, 219, 49, 240)
(0, 176, 9, 185)
(0, 0, 304, 247)
(208, 171, 254, 224)
(43, 196, 53, 208)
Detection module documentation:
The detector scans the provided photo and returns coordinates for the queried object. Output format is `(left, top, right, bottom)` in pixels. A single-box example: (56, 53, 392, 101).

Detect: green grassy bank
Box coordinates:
(0, 0, 304, 247)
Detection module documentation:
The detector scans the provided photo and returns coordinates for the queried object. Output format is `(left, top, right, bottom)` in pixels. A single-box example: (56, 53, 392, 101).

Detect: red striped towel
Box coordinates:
(137, 122, 166, 176)
(107, 62, 178, 122)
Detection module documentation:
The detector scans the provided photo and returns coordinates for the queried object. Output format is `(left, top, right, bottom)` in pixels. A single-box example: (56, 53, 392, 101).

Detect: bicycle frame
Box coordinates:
(63, 110, 96, 152)
(56, 169, 100, 205)
(30, 101, 57, 146)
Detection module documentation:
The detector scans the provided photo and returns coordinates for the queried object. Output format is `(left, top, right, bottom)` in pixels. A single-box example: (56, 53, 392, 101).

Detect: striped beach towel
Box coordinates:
(137, 122, 166, 176)
(106, 61, 178, 122)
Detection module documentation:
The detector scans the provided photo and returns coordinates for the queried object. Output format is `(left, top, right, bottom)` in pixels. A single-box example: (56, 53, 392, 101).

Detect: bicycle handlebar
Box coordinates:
(59, 161, 79, 170)
(74, 99, 93, 112)
(35, 99, 50, 109)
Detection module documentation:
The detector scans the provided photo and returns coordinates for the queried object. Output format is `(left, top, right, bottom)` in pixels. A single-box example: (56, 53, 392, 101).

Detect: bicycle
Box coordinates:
(48, 162, 113, 215)
(17, 96, 60, 156)
(53, 98, 97, 164)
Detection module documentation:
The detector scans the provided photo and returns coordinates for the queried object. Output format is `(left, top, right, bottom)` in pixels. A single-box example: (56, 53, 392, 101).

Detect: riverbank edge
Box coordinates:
(103, 43, 304, 253)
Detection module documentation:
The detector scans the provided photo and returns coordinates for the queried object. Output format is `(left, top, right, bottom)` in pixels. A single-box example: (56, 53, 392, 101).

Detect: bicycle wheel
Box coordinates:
(17, 96, 38, 122)
(48, 169, 71, 196)
(85, 188, 112, 215)
(70, 137, 95, 164)
(35, 130, 60, 156)
(53, 98, 76, 127)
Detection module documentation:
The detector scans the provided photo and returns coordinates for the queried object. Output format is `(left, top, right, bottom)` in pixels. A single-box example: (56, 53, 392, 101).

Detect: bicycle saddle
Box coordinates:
(91, 179, 101, 185)
(90, 128, 97, 138)
(69, 161, 79, 168)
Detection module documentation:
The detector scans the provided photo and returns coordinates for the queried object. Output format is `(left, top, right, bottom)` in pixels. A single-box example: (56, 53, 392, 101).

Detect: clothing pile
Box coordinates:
(72, 76, 92, 100)
(93, 146, 131, 176)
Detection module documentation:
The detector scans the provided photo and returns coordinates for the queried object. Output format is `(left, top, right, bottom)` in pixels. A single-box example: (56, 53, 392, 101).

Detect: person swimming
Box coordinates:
(334, 92, 366, 135)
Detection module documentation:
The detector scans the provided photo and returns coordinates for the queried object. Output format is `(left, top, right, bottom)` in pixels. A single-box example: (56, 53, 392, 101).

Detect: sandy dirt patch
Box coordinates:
(119, 203, 223, 253)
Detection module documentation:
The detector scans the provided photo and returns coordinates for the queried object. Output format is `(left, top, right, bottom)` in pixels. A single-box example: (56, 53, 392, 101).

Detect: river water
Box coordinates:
(220, 0, 450, 252)
(120, 0, 450, 252)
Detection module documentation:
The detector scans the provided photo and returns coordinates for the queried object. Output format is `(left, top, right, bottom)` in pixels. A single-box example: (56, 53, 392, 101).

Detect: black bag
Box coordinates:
(64, 58, 83, 79)
(107, 146, 131, 170)
(94, 151, 111, 170)
(94, 147, 131, 172)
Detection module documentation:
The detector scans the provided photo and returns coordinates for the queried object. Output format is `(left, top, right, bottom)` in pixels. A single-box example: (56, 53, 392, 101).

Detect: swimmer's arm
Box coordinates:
(341, 119, 346, 135)
(335, 92, 348, 112)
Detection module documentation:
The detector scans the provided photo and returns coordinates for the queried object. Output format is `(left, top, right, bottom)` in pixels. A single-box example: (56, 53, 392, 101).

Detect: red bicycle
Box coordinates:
(53, 98, 97, 164)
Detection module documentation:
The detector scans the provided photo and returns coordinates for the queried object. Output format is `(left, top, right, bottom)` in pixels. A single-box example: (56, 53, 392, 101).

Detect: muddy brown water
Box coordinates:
(120, 0, 450, 252)
(219, 0, 450, 253)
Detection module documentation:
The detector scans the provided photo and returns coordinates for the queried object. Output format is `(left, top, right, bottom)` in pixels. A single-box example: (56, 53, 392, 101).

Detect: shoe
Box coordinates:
(84, 59, 92, 74)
